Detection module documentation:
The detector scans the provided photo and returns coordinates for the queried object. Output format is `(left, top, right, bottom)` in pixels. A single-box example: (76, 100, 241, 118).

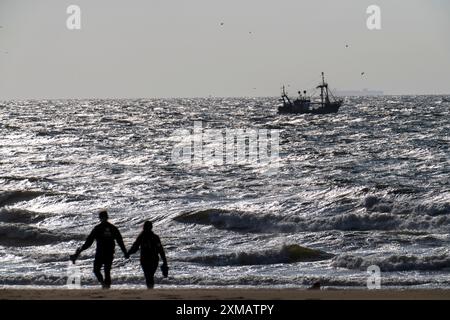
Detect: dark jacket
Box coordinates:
(80, 221, 127, 256)
(128, 231, 167, 264)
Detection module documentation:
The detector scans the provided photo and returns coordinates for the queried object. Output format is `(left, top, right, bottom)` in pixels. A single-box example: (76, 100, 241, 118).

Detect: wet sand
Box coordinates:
(1, 289, 450, 300)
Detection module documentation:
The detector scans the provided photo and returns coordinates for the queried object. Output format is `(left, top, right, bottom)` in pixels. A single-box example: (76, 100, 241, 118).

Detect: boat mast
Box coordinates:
(325, 73, 330, 103)
(281, 85, 292, 105)
(318, 72, 326, 106)
(318, 72, 330, 105)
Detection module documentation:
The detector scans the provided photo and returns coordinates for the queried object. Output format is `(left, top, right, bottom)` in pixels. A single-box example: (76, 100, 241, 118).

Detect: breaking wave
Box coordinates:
(0, 176, 53, 183)
(173, 209, 289, 232)
(333, 253, 450, 271)
(0, 223, 83, 247)
(184, 244, 334, 266)
(34, 252, 80, 264)
(2, 271, 446, 288)
(174, 204, 450, 233)
(0, 190, 46, 207)
(363, 196, 450, 216)
(0, 208, 48, 224)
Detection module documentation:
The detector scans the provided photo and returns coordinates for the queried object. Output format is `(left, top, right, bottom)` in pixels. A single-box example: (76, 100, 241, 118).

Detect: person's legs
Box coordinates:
(141, 263, 153, 289)
(141, 260, 158, 289)
(93, 258, 104, 286)
(103, 255, 114, 289)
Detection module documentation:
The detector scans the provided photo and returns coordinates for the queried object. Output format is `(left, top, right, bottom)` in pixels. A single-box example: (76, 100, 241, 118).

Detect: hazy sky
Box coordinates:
(0, 0, 449, 99)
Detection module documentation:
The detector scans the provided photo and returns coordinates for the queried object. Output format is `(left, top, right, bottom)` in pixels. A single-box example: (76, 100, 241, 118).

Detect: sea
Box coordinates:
(0, 96, 449, 289)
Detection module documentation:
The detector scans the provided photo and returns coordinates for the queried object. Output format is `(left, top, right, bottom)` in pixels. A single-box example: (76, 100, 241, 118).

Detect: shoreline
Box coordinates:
(1, 289, 450, 300)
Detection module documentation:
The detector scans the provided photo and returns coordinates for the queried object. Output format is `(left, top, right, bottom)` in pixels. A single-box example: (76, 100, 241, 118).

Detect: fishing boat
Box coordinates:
(278, 72, 343, 114)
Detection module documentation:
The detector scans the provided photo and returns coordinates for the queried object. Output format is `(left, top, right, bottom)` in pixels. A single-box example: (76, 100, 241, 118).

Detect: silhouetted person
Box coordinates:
(70, 210, 128, 289)
(128, 221, 168, 289)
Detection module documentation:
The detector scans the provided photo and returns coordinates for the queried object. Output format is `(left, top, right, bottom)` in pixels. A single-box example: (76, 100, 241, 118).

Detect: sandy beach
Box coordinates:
(1, 289, 450, 300)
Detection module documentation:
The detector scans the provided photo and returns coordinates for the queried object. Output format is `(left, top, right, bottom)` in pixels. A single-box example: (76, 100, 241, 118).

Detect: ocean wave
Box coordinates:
(0, 223, 83, 247)
(2, 97, 450, 288)
(183, 244, 334, 266)
(173, 209, 289, 232)
(363, 196, 450, 216)
(0, 176, 53, 183)
(0, 208, 48, 224)
(332, 253, 450, 271)
(174, 208, 450, 233)
(0, 190, 46, 207)
(34, 253, 79, 264)
(0, 275, 67, 286)
(36, 129, 62, 137)
(0, 272, 445, 288)
(0, 190, 89, 208)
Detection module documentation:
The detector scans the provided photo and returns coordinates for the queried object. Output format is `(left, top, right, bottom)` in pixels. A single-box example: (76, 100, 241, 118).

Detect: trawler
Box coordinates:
(278, 72, 343, 114)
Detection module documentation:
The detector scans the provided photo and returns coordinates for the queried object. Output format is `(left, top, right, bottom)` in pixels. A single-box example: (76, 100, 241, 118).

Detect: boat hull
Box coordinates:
(278, 101, 342, 114)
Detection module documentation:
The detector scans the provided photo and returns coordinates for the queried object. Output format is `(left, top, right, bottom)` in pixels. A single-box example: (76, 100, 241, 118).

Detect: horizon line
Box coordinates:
(1, 93, 450, 101)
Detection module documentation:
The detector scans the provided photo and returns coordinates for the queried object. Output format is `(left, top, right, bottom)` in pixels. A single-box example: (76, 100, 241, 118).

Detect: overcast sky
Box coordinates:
(0, 0, 449, 99)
